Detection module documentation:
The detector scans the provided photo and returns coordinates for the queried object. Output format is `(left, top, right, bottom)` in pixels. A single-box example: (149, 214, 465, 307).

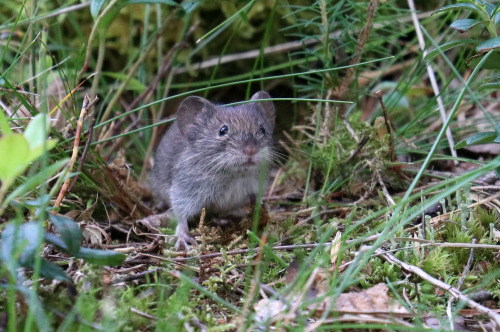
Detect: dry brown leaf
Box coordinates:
(253, 283, 410, 326)
(254, 299, 287, 323)
(335, 283, 408, 314)
(82, 224, 109, 245)
(75, 199, 98, 222)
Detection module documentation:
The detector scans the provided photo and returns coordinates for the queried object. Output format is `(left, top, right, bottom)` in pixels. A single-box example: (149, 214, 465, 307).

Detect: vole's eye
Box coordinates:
(219, 125, 229, 136)
(259, 126, 266, 135)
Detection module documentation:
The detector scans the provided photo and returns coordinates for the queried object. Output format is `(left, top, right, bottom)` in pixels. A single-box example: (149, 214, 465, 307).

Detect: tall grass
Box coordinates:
(1, 0, 499, 330)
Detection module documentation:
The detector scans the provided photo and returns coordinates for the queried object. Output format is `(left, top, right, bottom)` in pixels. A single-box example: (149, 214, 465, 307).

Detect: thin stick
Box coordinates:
(376, 248, 500, 328)
(447, 238, 476, 330)
(407, 0, 458, 164)
(169, 236, 500, 262)
(172, 10, 431, 75)
(67, 116, 96, 192)
(53, 96, 98, 211)
(336, 0, 379, 102)
(374, 90, 395, 162)
(375, 170, 395, 205)
(267, 167, 282, 200)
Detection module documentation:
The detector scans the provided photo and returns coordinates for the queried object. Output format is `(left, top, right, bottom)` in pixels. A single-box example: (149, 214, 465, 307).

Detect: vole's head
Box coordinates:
(176, 91, 275, 172)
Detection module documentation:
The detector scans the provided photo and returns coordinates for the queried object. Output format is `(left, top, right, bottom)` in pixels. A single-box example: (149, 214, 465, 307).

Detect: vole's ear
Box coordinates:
(176, 96, 215, 136)
(251, 91, 275, 130)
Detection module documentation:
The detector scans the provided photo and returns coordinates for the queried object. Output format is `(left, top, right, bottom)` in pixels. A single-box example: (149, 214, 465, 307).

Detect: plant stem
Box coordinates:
(7, 273, 16, 332)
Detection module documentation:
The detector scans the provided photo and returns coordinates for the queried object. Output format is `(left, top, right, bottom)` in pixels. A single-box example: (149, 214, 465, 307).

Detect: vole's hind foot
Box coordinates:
(174, 218, 196, 250)
(175, 233, 197, 251)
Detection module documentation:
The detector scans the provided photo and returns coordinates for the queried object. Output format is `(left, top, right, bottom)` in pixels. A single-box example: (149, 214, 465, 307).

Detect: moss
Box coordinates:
(307, 114, 392, 197)
(420, 248, 453, 278)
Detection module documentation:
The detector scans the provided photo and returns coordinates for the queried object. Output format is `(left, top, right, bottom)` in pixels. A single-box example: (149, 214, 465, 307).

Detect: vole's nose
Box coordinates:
(243, 137, 258, 156)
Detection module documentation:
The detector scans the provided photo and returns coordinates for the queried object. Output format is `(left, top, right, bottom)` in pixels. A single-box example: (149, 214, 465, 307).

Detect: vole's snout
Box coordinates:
(243, 137, 258, 157)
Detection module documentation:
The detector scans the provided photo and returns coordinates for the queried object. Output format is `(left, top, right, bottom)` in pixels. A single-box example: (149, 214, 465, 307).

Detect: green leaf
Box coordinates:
(467, 52, 500, 69)
(45, 233, 125, 266)
(76, 247, 126, 266)
(0, 110, 12, 136)
(239, 11, 249, 24)
(91, 0, 107, 19)
(181, 1, 199, 14)
(0, 134, 30, 183)
(23, 195, 51, 207)
(1, 221, 43, 267)
(485, 3, 496, 18)
(102, 72, 147, 92)
(455, 131, 497, 149)
(23, 113, 51, 150)
(476, 36, 500, 52)
(40, 259, 71, 283)
(449, 19, 483, 32)
(496, 167, 500, 178)
(49, 215, 82, 256)
(27, 139, 58, 163)
(45, 233, 67, 251)
(479, 82, 500, 92)
(432, 3, 481, 16)
(425, 40, 478, 61)
(3, 158, 68, 207)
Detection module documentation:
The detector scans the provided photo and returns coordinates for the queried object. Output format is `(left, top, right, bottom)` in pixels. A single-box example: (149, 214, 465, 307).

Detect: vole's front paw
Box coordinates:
(175, 233, 197, 251)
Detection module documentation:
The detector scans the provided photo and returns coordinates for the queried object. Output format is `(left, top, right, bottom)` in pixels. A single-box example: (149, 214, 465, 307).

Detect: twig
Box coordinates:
(110, 268, 161, 284)
(53, 95, 99, 211)
(336, 0, 379, 103)
(376, 248, 500, 328)
(374, 90, 395, 162)
(172, 11, 431, 75)
(375, 170, 395, 205)
(458, 239, 477, 291)
(267, 167, 282, 200)
(171, 235, 382, 262)
(446, 238, 477, 330)
(393, 237, 500, 250)
(67, 116, 96, 192)
(170, 236, 500, 262)
(407, 0, 458, 164)
(343, 118, 360, 143)
(131, 307, 156, 320)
